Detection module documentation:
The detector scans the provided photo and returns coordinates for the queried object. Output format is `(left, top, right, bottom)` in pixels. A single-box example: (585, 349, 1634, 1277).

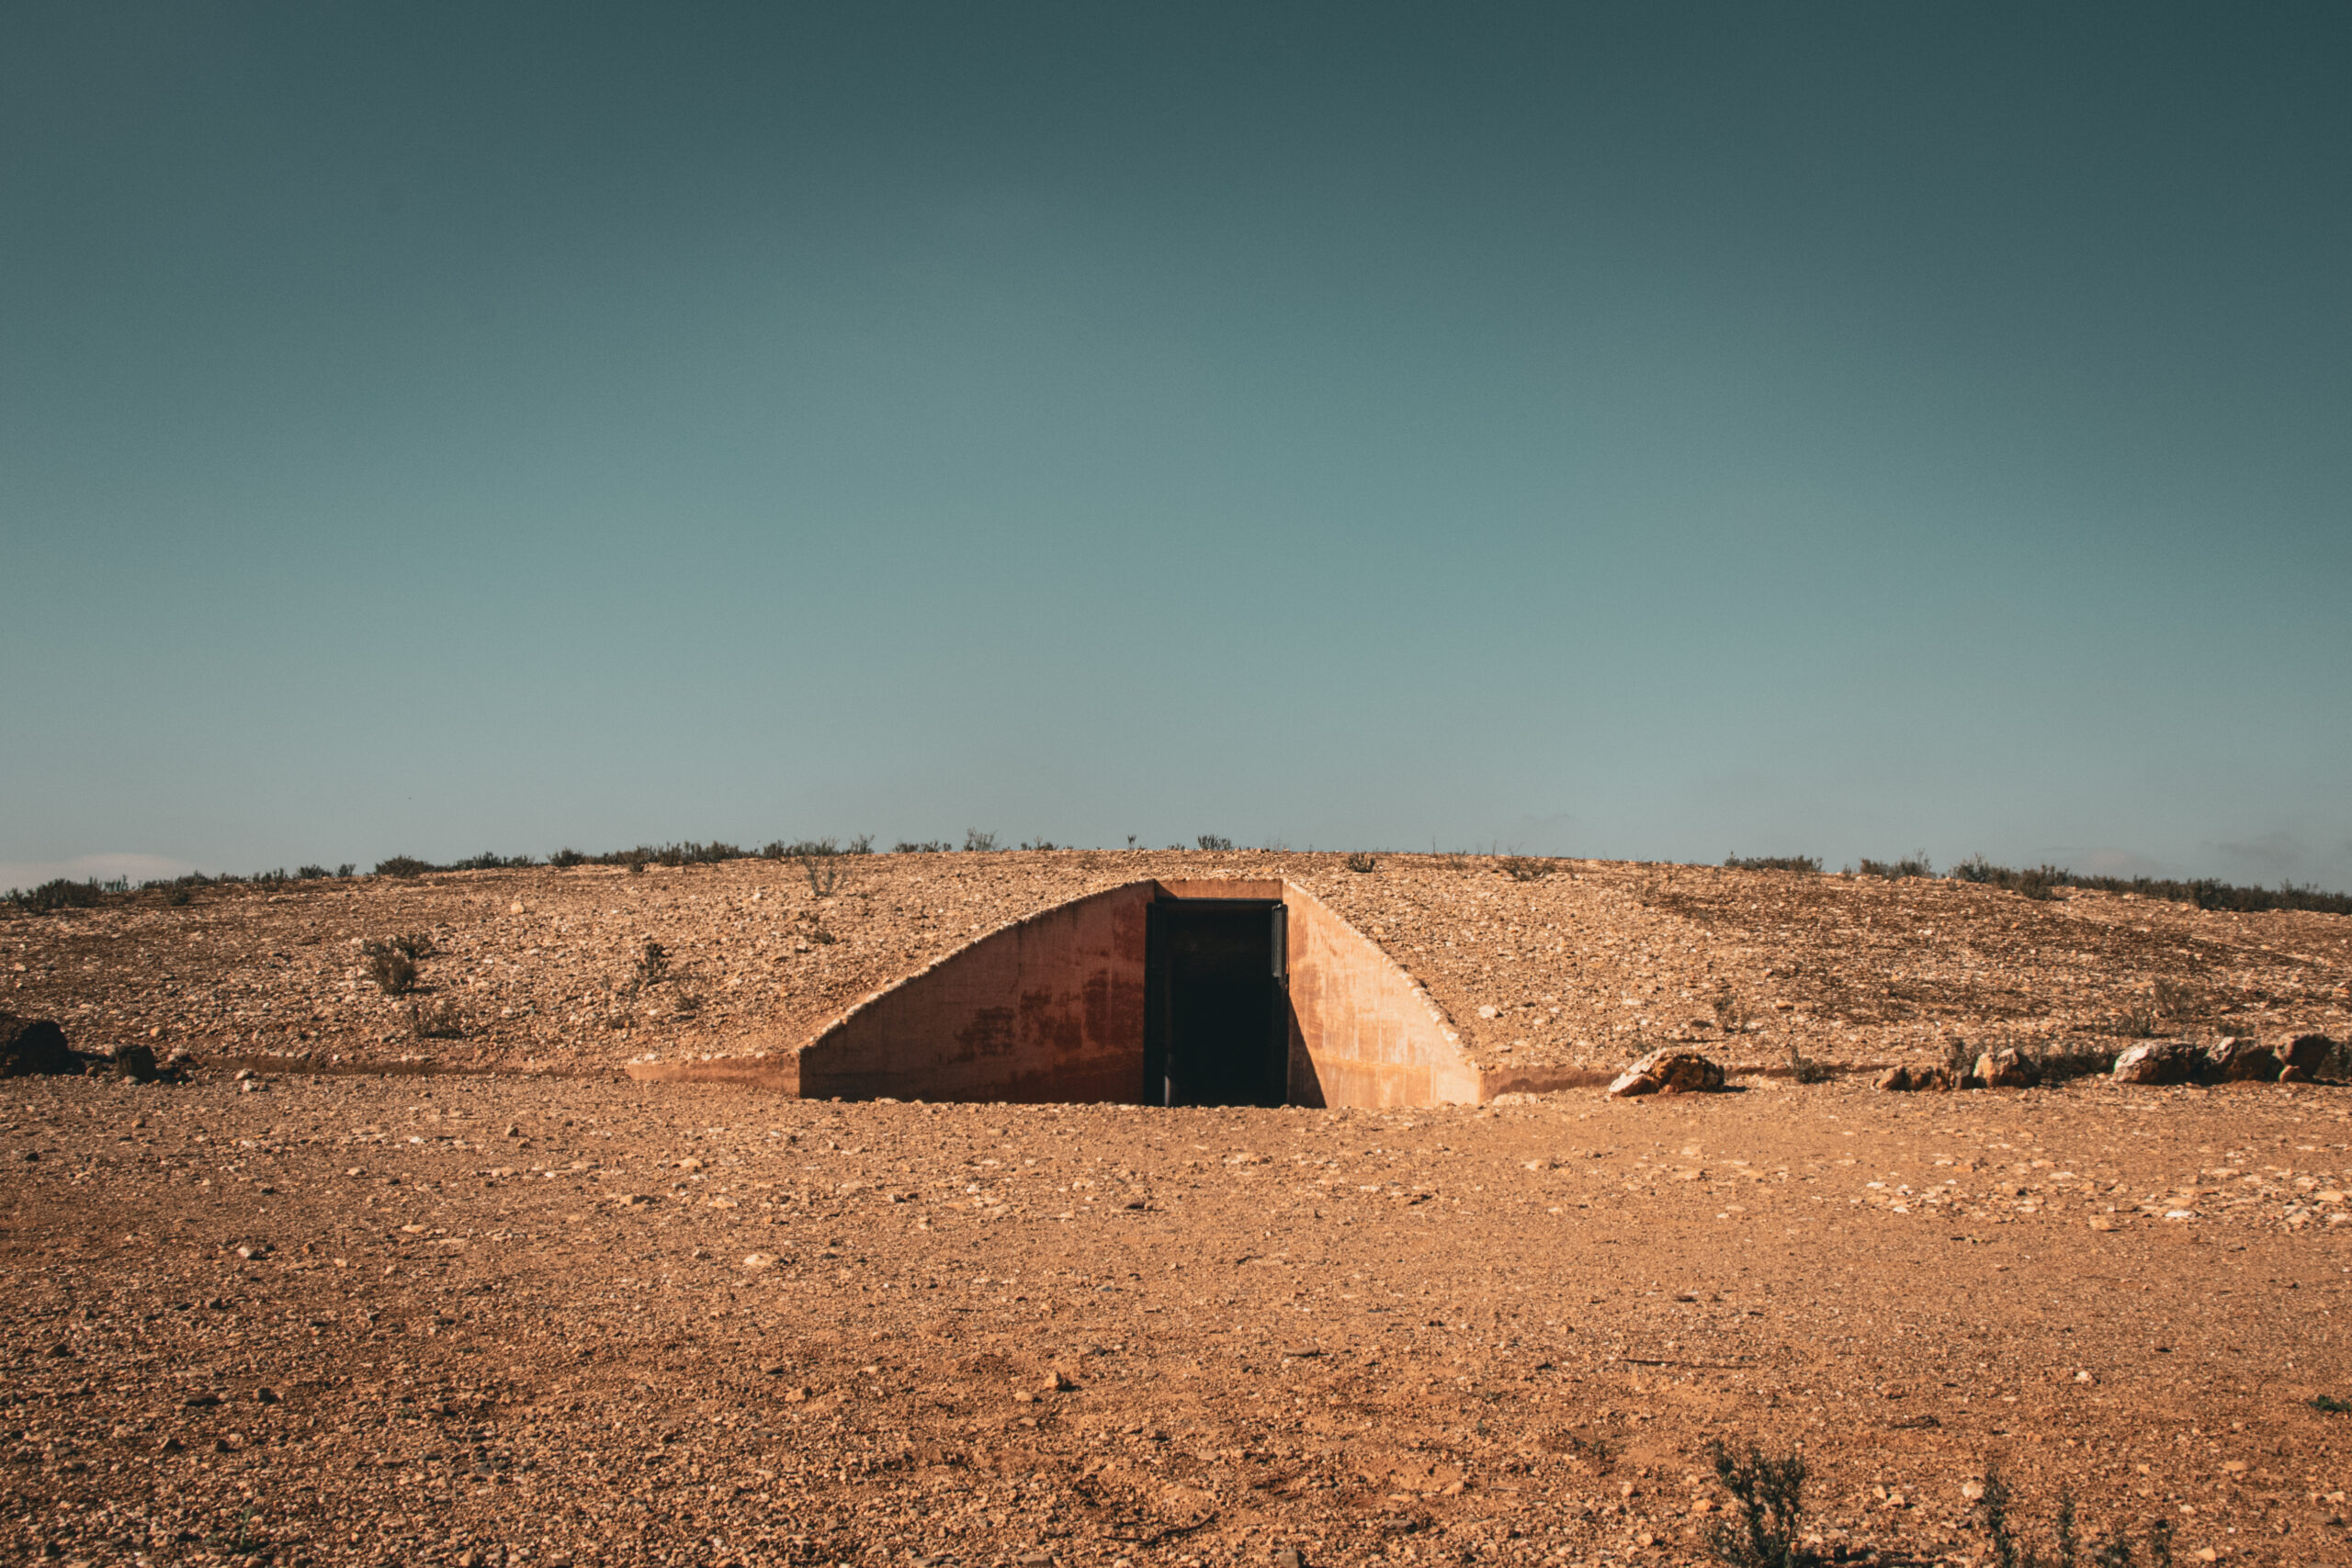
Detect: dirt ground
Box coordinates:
(6, 852, 2347, 1080)
(6, 1067, 2352, 1567)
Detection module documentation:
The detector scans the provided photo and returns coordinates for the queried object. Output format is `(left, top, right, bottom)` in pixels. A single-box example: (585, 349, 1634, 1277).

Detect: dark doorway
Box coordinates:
(1144, 897, 1289, 1107)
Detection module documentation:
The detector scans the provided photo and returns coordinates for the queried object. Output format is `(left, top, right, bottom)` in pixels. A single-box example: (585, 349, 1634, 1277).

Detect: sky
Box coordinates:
(5, 3, 2348, 892)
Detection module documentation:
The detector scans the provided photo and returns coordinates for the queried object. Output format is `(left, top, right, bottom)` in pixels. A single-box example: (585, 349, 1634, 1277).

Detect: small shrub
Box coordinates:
(1859, 852, 1934, 880)
(296, 864, 330, 880)
(12, 878, 108, 913)
(1196, 835, 1235, 852)
(1497, 856, 1555, 882)
(452, 852, 534, 870)
(164, 885, 194, 907)
(633, 940, 670, 989)
(803, 854, 842, 897)
(374, 855, 434, 878)
(892, 840, 950, 853)
(1724, 854, 1823, 874)
(1712, 981, 1751, 1036)
(2114, 1001, 2159, 1038)
(1954, 857, 2070, 900)
(335, 863, 356, 877)
(549, 848, 586, 867)
(1021, 839, 1060, 851)
(389, 932, 435, 959)
(1785, 1041, 1832, 1084)
(1344, 852, 1379, 874)
(1705, 1439, 1822, 1568)
(2152, 977, 2205, 1024)
(363, 942, 418, 996)
(808, 922, 836, 945)
(1973, 1466, 2173, 1568)
(1945, 1036, 1981, 1080)
(410, 999, 464, 1040)
(964, 829, 1001, 852)
(2312, 1393, 2352, 1415)
(2033, 1040, 2119, 1083)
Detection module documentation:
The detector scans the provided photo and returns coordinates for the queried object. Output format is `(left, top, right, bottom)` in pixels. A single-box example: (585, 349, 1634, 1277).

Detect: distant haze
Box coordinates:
(4, 5, 2346, 892)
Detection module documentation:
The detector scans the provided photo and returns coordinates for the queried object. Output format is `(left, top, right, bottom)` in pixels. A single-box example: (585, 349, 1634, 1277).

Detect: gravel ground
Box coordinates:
(6, 1069, 2352, 1567)
(6, 852, 2347, 1079)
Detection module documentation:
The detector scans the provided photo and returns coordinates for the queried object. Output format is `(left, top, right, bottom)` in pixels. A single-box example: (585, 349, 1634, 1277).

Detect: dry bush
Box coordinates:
(410, 999, 464, 1040)
(1711, 981, 1752, 1036)
(1344, 852, 1378, 874)
(2031, 1040, 2119, 1083)
(1723, 854, 1822, 874)
(1859, 852, 1934, 879)
(2153, 977, 2206, 1024)
(1497, 856, 1555, 882)
(1705, 1441, 1821, 1568)
(362, 942, 418, 996)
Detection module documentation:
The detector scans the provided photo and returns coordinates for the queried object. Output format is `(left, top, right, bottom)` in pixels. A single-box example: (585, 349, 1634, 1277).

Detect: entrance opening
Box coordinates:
(764, 877, 1483, 1107)
(1145, 897, 1288, 1107)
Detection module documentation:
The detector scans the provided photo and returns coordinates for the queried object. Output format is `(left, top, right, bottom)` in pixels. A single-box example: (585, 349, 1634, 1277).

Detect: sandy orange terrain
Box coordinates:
(4, 854, 2351, 1566)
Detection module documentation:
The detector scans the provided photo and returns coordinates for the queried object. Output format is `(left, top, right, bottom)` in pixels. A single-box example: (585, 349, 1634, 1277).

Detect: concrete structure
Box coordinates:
(629, 878, 1487, 1108)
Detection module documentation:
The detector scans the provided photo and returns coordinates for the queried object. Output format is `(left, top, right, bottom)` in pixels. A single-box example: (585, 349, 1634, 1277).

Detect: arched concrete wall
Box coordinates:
(797, 882, 1155, 1102)
(1280, 884, 1482, 1108)
(782, 878, 1482, 1108)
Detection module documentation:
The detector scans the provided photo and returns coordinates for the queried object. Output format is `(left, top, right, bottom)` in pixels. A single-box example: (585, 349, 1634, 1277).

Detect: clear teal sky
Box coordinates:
(5, 5, 2347, 890)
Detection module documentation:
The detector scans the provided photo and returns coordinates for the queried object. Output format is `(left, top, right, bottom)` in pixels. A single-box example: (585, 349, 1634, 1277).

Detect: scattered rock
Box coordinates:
(105, 1043, 162, 1083)
(2278, 1034, 2336, 1083)
(1874, 1066, 1952, 1091)
(2200, 1036, 2280, 1083)
(1973, 1048, 2039, 1089)
(0, 1015, 74, 1077)
(1607, 1049, 1724, 1098)
(2111, 1041, 2198, 1086)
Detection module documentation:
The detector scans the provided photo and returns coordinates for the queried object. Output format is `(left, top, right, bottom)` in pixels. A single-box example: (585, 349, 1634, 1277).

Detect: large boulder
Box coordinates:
(2111, 1041, 2198, 1086)
(0, 1016, 74, 1077)
(2200, 1036, 2281, 1083)
(2279, 1034, 2338, 1083)
(1608, 1048, 1725, 1098)
(1973, 1047, 2039, 1089)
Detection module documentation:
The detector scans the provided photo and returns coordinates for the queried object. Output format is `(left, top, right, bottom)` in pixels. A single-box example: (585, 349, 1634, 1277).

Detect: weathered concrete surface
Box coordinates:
(795, 883, 1156, 1102)
(1280, 884, 1481, 1108)
(765, 879, 1486, 1108)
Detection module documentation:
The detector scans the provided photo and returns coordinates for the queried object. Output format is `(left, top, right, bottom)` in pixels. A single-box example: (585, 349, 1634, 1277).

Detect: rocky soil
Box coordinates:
(5, 852, 2347, 1079)
(6, 852, 2352, 1566)
(6, 1070, 2352, 1566)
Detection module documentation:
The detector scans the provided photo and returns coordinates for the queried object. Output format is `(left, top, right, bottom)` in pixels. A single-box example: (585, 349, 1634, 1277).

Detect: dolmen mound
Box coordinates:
(3, 847, 2347, 1107)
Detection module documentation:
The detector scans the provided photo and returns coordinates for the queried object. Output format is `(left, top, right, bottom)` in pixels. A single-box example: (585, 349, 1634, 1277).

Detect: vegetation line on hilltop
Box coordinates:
(5, 839, 2347, 919)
